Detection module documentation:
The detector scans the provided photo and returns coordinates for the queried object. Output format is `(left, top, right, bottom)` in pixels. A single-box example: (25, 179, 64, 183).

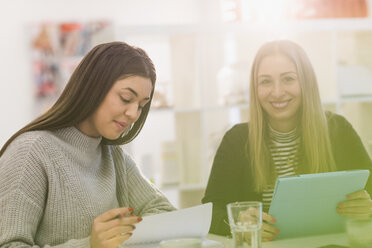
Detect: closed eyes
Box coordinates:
(120, 96, 147, 110)
(120, 96, 130, 103)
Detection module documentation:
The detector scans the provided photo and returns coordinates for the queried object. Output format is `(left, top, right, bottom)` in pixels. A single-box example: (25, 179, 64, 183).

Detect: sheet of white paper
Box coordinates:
(123, 203, 212, 246)
(123, 238, 223, 248)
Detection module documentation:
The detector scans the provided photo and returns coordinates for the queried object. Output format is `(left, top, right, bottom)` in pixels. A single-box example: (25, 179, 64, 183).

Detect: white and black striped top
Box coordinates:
(262, 126, 300, 212)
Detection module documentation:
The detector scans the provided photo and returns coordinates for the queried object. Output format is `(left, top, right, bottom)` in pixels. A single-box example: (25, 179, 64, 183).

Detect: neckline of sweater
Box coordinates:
(54, 126, 102, 153)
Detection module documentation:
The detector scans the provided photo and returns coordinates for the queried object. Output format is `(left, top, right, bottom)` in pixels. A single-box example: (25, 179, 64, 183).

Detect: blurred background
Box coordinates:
(0, 0, 372, 209)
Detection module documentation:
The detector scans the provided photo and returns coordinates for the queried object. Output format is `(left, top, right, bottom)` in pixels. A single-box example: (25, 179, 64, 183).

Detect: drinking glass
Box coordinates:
(159, 238, 202, 248)
(227, 201, 262, 248)
(346, 217, 372, 248)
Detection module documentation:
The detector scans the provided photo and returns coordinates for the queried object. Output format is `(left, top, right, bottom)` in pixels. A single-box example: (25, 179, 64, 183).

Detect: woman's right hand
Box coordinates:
(90, 207, 142, 248)
(241, 211, 279, 243)
(260, 212, 280, 242)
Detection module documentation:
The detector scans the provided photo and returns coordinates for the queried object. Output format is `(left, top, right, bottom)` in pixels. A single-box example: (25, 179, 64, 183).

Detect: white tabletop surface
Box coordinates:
(206, 232, 348, 248)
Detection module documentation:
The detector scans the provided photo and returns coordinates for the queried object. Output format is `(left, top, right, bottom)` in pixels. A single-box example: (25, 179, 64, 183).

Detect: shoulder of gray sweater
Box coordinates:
(107, 145, 136, 168)
(0, 131, 50, 206)
(2, 130, 55, 161)
(107, 145, 151, 180)
(0, 130, 67, 186)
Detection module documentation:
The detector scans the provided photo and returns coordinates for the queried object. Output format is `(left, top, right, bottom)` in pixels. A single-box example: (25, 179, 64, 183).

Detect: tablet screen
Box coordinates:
(268, 170, 370, 239)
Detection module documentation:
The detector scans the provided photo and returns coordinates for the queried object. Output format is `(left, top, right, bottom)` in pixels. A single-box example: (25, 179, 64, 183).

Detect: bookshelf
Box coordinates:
(116, 18, 372, 208)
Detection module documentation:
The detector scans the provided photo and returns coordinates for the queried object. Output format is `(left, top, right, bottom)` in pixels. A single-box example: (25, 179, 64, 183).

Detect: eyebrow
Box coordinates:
(258, 71, 297, 77)
(122, 87, 150, 100)
(281, 71, 297, 76)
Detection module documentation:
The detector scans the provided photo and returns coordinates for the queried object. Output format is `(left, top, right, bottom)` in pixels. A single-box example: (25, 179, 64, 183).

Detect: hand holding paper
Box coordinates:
(122, 203, 214, 247)
(90, 207, 141, 248)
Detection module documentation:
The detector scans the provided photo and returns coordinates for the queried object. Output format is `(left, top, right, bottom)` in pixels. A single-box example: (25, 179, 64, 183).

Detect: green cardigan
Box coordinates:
(202, 112, 372, 236)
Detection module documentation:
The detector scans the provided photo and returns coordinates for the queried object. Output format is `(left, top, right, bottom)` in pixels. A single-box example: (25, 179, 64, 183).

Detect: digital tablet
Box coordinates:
(268, 170, 370, 239)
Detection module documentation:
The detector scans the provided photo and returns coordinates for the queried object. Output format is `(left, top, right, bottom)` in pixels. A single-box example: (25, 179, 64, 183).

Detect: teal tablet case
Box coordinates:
(268, 170, 370, 239)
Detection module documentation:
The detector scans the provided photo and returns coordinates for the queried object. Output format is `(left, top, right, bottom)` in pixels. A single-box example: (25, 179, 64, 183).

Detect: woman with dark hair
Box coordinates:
(202, 40, 372, 242)
(0, 41, 175, 248)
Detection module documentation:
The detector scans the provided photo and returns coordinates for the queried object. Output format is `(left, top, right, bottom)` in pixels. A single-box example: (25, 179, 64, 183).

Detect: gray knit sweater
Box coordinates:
(0, 127, 175, 247)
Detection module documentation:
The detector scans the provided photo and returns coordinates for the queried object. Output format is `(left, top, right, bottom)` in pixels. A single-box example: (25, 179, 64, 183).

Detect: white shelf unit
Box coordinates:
(116, 18, 372, 208)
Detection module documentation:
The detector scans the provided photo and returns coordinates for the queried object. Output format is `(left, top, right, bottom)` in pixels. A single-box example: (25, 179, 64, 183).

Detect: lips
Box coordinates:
(270, 99, 291, 109)
(114, 120, 129, 130)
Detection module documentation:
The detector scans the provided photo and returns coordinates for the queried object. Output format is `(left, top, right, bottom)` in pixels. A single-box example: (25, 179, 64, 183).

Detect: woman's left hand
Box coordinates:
(337, 190, 372, 219)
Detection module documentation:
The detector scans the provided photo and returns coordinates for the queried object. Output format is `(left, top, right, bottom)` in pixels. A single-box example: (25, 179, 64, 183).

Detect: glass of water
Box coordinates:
(227, 201, 262, 248)
(346, 217, 372, 248)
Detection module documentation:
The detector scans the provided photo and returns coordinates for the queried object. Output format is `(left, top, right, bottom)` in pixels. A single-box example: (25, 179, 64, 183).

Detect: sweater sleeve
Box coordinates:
(116, 149, 176, 217)
(331, 114, 372, 195)
(0, 140, 91, 248)
(202, 124, 249, 236)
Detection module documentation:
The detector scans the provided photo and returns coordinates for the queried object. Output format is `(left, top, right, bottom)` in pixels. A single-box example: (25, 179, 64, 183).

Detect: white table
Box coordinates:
(207, 233, 348, 248)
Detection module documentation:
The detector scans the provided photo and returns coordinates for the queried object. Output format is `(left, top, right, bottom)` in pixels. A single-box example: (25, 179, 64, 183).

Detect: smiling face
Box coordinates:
(257, 53, 302, 132)
(78, 75, 153, 139)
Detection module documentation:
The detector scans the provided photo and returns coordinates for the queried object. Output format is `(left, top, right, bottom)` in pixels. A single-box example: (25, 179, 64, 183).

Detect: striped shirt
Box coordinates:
(262, 126, 300, 212)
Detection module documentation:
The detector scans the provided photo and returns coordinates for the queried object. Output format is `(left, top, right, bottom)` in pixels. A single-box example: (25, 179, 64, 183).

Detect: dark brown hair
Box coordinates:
(0, 41, 156, 156)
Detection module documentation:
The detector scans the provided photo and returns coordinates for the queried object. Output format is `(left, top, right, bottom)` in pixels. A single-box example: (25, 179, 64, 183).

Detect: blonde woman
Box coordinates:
(202, 40, 372, 241)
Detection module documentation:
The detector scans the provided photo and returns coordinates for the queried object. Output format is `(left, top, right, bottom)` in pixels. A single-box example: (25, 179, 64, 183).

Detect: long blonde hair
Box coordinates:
(248, 40, 336, 192)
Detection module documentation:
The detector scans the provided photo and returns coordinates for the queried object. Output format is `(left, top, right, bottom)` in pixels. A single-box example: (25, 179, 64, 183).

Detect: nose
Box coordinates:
(125, 103, 140, 121)
(271, 81, 285, 98)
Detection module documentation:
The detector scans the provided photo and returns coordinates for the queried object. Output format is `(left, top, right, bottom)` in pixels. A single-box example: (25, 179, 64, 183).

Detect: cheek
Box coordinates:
(291, 84, 302, 109)
(293, 89, 302, 107)
(91, 109, 106, 129)
(92, 100, 116, 127)
(291, 82, 302, 97)
(257, 87, 269, 104)
(103, 98, 122, 117)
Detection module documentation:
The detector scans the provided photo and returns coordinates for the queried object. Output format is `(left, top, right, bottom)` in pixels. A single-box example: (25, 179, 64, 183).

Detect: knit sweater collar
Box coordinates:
(55, 126, 102, 153)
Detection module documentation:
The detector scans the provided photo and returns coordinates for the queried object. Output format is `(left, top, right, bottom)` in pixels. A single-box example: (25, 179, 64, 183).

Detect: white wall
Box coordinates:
(1, 0, 372, 148)
(0, 0, 203, 147)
